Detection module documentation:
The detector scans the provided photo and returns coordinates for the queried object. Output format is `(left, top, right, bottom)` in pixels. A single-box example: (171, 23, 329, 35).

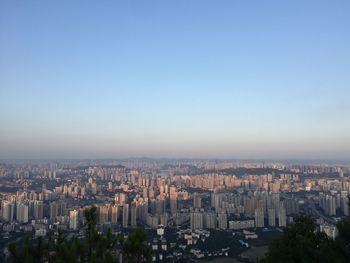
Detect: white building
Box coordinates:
(69, 210, 78, 230)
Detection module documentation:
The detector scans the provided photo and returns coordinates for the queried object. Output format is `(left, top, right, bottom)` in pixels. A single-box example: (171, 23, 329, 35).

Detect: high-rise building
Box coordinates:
(1, 200, 15, 222)
(69, 210, 78, 230)
(159, 213, 168, 226)
(193, 193, 201, 209)
(211, 192, 222, 210)
(268, 208, 276, 227)
(217, 212, 227, 230)
(320, 194, 336, 216)
(122, 204, 129, 228)
(111, 205, 118, 223)
(269, 193, 280, 210)
(341, 196, 349, 216)
(285, 198, 300, 215)
(118, 193, 127, 205)
(34, 201, 43, 220)
(190, 211, 203, 230)
(203, 212, 216, 229)
(143, 187, 148, 199)
(254, 208, 264, 228)
(169, 186, 176, 195)
(99, 205, 109, 224)
(50, 202, 58, 222)
(327, 195, 336, 216)
(156, 198, 165, 215)
(16, 202, 29, 223)
(278, 207, 286, 227)
(169, 194, 177, 215)
(131, 203, 137, 227)
(59, 201, 67, 216)
(148, 189, 155, 200)
(140, 201, 148, 221)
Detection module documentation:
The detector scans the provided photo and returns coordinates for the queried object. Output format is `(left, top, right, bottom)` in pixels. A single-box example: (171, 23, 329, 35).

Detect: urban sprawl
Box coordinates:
(0, 159, 349, 261)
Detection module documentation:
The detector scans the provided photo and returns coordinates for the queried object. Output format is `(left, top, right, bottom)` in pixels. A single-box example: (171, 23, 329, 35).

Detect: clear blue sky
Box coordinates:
(1, 0, 350, 160)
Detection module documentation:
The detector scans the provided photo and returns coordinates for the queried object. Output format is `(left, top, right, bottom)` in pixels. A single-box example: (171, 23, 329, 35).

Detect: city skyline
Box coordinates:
(1, 1, 350, 160)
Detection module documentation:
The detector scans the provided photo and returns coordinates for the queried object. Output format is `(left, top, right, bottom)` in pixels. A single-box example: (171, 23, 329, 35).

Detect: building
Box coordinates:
(193, 193, 201, 209)
(157, 225, 165, 236)
(326, 195, 336, 216)
(34, 201, 44, 220)
(169, 195, 177, 215)
(1, 200, 15, 222)
(69, 210, 78, 230)
(217, 212, 227, 229)
(190, 211, 203, 230)
(320, 194, 336, 216)
(211, 192, 222, 210)
(50, 202, 58, 222)
(341, 195, 349, 216)
(320, 224, 338, 239)
(268, 208, 276, 227)
(278, 207, 286, 227)
(203, 212, 216, 229)
(59, 201, 67, 216)
(122, 204, 129, 228)
(131, 203, 137, 227)
(99, 205, 109, 224)
(117, 193, 127, 205)
(228, 220, 255, 230)
(254, 208, 264, 228)
(16, 202, 29, 223)
(156, 198, 165, 215)
(111, 205, 118, 223)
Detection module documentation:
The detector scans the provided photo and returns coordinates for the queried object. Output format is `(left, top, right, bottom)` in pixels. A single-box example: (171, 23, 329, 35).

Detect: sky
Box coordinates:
(0, 0, 350, 160)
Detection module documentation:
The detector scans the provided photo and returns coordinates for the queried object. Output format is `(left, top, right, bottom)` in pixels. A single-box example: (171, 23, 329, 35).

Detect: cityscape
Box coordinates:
(1, 1, 350, 262)
(0, 159, 349, 262)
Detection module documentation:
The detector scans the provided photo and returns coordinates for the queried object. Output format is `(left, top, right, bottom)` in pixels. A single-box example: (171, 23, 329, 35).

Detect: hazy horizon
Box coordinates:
(1, 1, 350, 160)
(1, 157, 350, 167)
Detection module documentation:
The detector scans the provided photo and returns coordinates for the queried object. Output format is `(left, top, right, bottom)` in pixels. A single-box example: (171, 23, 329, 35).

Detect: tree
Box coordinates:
(8, 236, 50, 263)
(8, 206, 152, 263)
(119, 228, 152, 263)
(262, 197, 350, 263)
(334, 197, 350, 262)
(261, 215, 337, 263)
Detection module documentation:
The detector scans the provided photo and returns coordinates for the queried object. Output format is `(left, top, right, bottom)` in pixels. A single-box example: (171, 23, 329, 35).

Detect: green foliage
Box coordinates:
(119, 228, 152, 263)
(334, 199, 350, 261)
(7, 206, 152, 263)
(261, 215, 336, 263)
(262, 197, 350, 263)
(8, 236, 50, 263)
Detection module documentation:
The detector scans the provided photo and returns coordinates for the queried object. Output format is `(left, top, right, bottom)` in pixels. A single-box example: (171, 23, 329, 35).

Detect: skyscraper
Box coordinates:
(118, 193, 127, 205)
(254, 208, 264, 228)
(50, 202, 58, 222)
(211, 192, 222, 210)
(99, 205, 109, 224)
(268, 208, 276, 227)
(69, 210, 78, 230)
(1, 200, 14, 222)
(59, 201, 67, 216)
(131, 203, 137, 227)
(111, 204, 118, 223)
(16, 202, 29, 223)
(34, 201, 44, 220)
(217, 212, 227, 230)
(122, 204, 129, 228)
(278, 207, 287, 227)
(203, 212, 216, 229)
(190, 211, 203, 230)
(193, 193, 202, 209)
(169, 187, 177, 215)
